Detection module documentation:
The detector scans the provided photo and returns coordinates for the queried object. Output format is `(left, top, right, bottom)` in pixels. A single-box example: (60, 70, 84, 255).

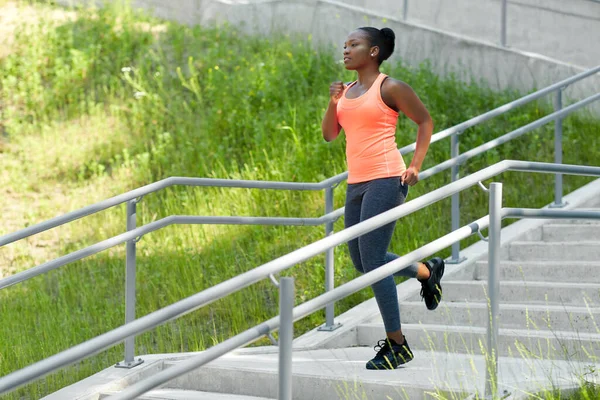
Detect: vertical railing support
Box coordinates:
(403, 0, 408, 21)
(500, 0, 508, 47)
(116, 199, 144, 369)
(319, 187, 341, 331)
(448, 133, 466, 264)
(485, 183, 502, 398)
(278, 277, 294, 400)
(550, 88, 567, 208)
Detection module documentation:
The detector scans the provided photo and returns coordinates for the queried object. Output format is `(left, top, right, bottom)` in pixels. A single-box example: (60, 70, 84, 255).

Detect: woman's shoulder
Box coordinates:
(381, 76, 411, 90)
(381, 76, 416, 97)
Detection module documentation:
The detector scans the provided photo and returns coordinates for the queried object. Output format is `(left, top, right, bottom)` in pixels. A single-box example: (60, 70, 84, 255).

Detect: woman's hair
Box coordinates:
(357, 27, 396, 65)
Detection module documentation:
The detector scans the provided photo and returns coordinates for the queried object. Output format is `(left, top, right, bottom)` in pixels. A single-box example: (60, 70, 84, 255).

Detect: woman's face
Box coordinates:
(343, 30, 376, 70)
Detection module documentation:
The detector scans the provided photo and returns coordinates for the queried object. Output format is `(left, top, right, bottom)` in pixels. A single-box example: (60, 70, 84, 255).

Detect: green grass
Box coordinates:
(529, 382, 600, 400)
(0, 1, 599, 399)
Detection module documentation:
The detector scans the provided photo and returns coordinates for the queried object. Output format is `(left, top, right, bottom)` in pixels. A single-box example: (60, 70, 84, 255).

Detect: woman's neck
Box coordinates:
(355, 66, 381, 87)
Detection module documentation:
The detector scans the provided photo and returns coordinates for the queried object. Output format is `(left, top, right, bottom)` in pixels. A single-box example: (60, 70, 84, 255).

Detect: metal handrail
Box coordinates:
(1, 161, 599, 394)
(419, 92, 600, 180)
(0, 212, 344, 291)
(110, 214, 494, 400)
(112, 208, 600, 400)
(0, 177, 331, 248)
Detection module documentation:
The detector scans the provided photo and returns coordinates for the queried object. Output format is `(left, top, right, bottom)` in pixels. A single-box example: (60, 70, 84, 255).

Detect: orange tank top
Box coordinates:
(336, 73, 406, 184)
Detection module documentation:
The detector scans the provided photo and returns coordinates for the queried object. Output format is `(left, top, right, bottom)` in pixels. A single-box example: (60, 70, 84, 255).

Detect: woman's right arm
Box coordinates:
(321, 81, 345, 142)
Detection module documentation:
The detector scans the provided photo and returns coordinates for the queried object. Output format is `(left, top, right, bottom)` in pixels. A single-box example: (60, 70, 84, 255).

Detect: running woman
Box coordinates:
(321, 26, 445, 370)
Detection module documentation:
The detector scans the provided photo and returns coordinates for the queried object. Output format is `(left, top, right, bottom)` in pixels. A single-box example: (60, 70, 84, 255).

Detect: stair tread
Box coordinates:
(145, 389, 273, 400)
(157, 347, 592, 397)
(545, 223, 600, 227)
(443, 280, 600, 288)
(401, 300, 600, 312)
(362, 322, 600, 341)
(511, 240, 600, 244)
(475, 260, 600, 265)
(103, 389, 273, 400)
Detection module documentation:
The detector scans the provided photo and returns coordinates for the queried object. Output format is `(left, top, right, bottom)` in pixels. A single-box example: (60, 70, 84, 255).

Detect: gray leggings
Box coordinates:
(345, 177, 419, 332)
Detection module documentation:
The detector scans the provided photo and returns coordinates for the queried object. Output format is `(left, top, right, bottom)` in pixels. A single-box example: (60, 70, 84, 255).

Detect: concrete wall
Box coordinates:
(56, 0, 600, 112)
(343, 0, 600, 69)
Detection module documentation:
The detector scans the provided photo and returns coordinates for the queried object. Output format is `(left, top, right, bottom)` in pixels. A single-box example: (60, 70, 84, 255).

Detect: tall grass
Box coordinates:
(0, 1, 598, 398)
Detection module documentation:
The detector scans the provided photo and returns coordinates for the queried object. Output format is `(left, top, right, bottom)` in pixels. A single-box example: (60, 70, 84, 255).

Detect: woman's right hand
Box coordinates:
(329, 81, 346, 104)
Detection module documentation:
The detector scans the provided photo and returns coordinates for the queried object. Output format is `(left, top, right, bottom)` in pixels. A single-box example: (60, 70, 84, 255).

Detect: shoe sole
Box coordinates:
(365, 356, 414, 370)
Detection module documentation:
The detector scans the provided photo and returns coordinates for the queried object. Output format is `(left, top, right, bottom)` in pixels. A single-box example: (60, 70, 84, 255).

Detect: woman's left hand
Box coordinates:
(401, 166, 419, 186)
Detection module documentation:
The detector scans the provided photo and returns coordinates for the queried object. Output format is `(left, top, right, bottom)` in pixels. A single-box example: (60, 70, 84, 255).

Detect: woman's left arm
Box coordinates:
(384, 79, 434, 186)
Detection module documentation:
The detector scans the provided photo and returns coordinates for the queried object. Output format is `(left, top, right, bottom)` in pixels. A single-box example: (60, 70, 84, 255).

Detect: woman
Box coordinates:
(321, 26, 445, 370)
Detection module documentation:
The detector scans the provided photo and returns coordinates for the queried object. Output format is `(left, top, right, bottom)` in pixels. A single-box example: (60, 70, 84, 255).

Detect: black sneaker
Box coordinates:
(365, 337, 414, 370)
(419, 257, 445, 310)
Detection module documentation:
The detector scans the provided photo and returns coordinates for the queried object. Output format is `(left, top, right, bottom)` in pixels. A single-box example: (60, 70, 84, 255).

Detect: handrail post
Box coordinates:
(448, 133, 466, 264)
(500, 0, 507, 47)
(278, 277, 294, 400)
(319, 187, 341, 331)
(403, 0, 408, 21)
(550, 88, 567, 208)
(485, 183, 502, 399)
(116, 199, 144, 369)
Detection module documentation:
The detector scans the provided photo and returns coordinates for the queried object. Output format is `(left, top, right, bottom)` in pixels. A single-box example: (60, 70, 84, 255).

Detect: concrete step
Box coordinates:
(101, 389, 273, 399)
(396, 301, 600, 333)
(407, 280, 600, 305)
(542, 224, 600, 242)
(508, 241, 600, 261)
(155, 348, 593, 399)
(474, 261, 600, 283)
(160, 349, 473, 400)
(357, 323, 600, 361)
(543, 216, 600, 225)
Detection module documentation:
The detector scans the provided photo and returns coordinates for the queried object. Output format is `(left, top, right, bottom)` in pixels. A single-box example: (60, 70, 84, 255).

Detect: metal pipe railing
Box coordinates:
(503, 208, 600, 220)
(109, 214, 491, 400)
(419, 92, 600, 181)
(108, 212, 490, 399)
(484, 183, 502, 398)
(0, 178, 331, 248)
(119, 199, 142, 369)
(320, 186, 340, 331)
(0, 213, 341, 291)
(552, 89, 566, 208)
(278, 277, 294, 400)
(113, 207, 600, 400)
(2, 161, 599, 395)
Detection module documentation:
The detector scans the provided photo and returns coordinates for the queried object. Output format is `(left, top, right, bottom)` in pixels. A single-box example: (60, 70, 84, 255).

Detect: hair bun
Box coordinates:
(380, 27, 395, 41)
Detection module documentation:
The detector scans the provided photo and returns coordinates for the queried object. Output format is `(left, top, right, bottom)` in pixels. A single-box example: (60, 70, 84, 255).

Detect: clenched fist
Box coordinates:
(329, 81, 346, 104)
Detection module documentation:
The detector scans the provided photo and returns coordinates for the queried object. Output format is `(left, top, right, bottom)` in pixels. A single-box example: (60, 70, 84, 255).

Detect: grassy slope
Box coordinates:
(0, 1, 598, 399)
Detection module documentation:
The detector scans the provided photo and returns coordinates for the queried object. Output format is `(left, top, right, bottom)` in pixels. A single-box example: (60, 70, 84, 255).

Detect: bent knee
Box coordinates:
(353, 261, 365, 274)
